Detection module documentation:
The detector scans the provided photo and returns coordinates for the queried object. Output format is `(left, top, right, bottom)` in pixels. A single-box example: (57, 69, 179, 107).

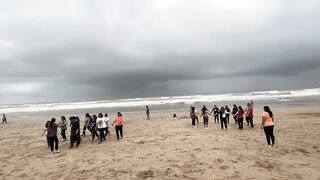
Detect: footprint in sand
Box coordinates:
(219, 165, 230, 170)
(136, 170, 154, 178)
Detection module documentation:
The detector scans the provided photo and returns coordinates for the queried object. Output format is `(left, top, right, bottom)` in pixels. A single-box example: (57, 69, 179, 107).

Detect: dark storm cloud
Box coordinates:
(0, 0, 320, 104)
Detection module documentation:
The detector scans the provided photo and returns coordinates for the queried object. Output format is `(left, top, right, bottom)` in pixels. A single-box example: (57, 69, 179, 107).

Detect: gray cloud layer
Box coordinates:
(0, 0, 320, 104)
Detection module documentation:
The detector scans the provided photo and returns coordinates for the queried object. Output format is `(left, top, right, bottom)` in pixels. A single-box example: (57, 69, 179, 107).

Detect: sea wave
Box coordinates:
(1, 88, 319, 113)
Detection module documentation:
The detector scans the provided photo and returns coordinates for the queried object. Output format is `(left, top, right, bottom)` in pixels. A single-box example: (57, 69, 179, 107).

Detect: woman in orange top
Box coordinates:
(112, 112, 124, 140)
(261, 106, 275, 147)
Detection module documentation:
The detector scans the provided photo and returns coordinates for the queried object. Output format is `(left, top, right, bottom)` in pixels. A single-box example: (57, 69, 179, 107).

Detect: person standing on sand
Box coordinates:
(232, 104, 238, 124)
(261, 106, 275, 147)
(189, 106, 197, 128)
(97, 113, 107, 143)
(237, 106, 244, 129)
(211, 105, 220, 123)
(194, 107, 199, 124)
(70, 116, 81, 148)
(47, 118, 60, 153)
(245, 103, 254, 128)
(82, 113, 91, 137)
(90, 115, 99, 141)
(112, 112, 124, 140)
(58, 116, 68, 141)
(146, 105, 150, 120)
(201, 105, 210, 129)
(42, 121, 51, 148)
(2, 114, 7, 124)
(104, 113, 110, 136)
(225, 105, 230, 124)
(219, 107, 228, 129)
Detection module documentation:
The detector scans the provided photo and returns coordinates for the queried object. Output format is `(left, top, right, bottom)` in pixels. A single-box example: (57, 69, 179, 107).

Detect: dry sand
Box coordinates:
(0, 105, 319, 180)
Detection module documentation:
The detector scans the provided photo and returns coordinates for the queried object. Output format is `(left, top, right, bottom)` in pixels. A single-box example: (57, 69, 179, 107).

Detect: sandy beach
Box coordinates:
(0, 105, 319, 180)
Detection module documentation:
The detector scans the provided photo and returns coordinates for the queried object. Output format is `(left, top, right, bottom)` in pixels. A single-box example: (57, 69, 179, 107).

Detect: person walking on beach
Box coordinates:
(90, 115, 99, 141)
(189, 106, 197, 128)
(261, 106, 275, 147)
(246, 103, 254, 127)
(194, 107, 199, 124)
(97, 113, 107, 143)
(43, 121, 51, 148)
(225, 105, 230, 124)
(58, 116, 68, 141)
(201, 105, 210, 129)
(211, 105, 220, 123)
(2, 114, 7, 124)
(70, 116, 81, 148)
(219, 107, 228, 129)
(146, 105, 150, 120)
(112, 112, 124, 140)
(82, 113, 91, 136)
(232, 104, 238, 124)
(237, 106, 244, 129)
(104, 113, 110, 136)
(47, 118, 60, 153)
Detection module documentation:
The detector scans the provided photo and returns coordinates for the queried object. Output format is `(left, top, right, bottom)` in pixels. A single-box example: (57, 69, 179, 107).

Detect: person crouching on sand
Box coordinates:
(47, 118, 60, 154)
(70, 116, 81, 148)
(201, 105, 210, 129)
(112, 112, 124, 140)
(261, 106, 275, 147)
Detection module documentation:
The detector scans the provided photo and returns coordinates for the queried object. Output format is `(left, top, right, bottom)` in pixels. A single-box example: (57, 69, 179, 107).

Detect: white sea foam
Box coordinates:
(1, 88, 319, 113)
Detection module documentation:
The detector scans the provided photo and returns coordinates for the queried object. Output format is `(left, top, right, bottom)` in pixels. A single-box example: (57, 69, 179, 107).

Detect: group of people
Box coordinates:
(44, 112, 125, 154)
(189, 101, 276, 147)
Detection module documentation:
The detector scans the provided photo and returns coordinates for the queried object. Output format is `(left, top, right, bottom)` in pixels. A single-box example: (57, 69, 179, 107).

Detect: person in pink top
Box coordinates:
(237, 106, 244, 129)
(246, 103, 254, 128)
(261, 106, 275, 147)
(112, 112, 124, 140)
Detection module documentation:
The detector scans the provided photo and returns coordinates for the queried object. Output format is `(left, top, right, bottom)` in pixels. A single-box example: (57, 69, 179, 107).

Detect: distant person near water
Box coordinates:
(201, 105, 210, 129)
(211, 105, 220, 123)
(112, 112, 124, 140)
(70, 116, 81, 148)
(58, 116, 68, 141)
(146, 105, 150, 120)
(219, 107, 228, 129)
(47, 118, 60, 153)
(245, 103, 254, 127)
(261, 106, 275, 147)
(97, 113, 107, 143)
(225, 105, 230, 124)
(237, 106, 244, 129)
(2, 114, 7, 124)
(189, 106, 197, 128)
(232, 104, 238, 124)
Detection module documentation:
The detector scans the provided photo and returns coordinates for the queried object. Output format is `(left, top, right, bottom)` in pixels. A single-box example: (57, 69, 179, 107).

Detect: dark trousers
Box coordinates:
(48, 136, 59, 152)
(221, 117, 227, 129)
(203, 116, 209, 127)
(233, 115, 238, 124)
(147, 113, 150, 120)
(98, 128, 106, 141)
(226, 114, 230, 124)
(105, 127, 110, 136)
(195, 116, 199, 123)
(82, 126, 87, 136)
(191, 117, 196, 126)
(214, 115, 219, 123)
(238, 118, 243, 129)
(264, 125, 275, 145)
(61, 128, 67, 140)
(90, 128, 99, 141)
(2, 119, 7, 124)
(115, 125, 123, 140)
(46, 137, 51, 147)
(247, 117, 254, 127)
(70, 131, 81, 147)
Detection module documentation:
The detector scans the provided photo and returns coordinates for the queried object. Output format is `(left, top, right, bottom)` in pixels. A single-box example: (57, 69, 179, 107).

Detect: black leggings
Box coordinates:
(70, 131, 81, 147)
(264, 125, 275, 145)
(191, 116, 196, 126)
(48, 136, 59, 152)
(82, 126, 87, 136)
(221, 117, 227, 129)
(247, 117, 254, 127)
(90, 128, 99, 141)
(238, 118, 243, 129)
(98, 128, 106, 141)
(214, 115, 219, 123)
(226, 114, 230, 124)
(233, 115, 238, 124)
(115, 125, 123, 140)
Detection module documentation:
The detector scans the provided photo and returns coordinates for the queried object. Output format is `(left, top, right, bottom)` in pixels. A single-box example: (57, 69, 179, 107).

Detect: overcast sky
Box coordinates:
(0, 0, 320, 104)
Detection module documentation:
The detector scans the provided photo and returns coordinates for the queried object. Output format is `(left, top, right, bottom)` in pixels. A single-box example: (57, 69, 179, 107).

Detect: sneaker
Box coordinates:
(192, 126, 197, 128)
(55, 150, 60, 153)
